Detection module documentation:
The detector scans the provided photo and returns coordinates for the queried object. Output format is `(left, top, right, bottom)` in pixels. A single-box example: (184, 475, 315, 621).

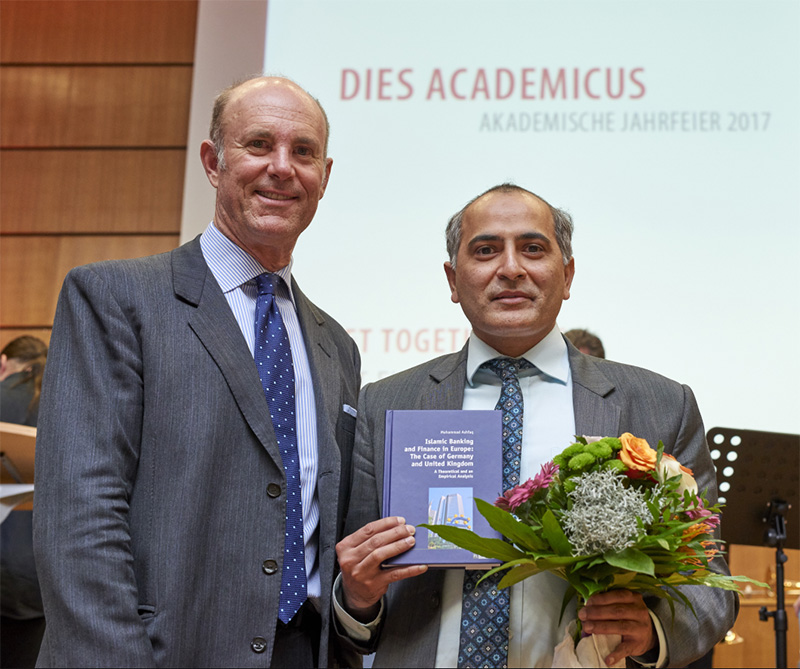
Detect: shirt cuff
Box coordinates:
(332, 572, 384, 644)
(632, 609, 668, 668)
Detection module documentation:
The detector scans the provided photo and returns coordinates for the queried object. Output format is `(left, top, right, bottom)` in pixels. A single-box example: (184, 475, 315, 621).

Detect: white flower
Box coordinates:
(659, 454, 698, 495)
(562, 469, 652, 556)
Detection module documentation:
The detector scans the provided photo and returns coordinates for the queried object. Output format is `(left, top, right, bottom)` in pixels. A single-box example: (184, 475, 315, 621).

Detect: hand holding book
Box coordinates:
(335, 516, 427, 621)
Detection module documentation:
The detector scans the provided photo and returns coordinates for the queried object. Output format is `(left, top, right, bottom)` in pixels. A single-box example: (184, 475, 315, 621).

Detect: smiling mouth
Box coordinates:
(256, 190, 296, 201)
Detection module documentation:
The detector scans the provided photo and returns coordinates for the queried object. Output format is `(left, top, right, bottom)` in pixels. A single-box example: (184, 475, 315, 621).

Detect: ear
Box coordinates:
(199, 139, 221, 188)
(444, 261, 459, 304)
(318, 157, 333, 198)
(562, 257, 575, 300)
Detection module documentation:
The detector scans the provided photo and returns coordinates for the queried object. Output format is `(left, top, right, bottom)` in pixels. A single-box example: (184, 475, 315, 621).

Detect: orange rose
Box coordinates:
(619, 432, 658, 472)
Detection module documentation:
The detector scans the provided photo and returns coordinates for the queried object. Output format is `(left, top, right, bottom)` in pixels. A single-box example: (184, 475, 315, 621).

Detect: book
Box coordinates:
(382, 409, 503, 567)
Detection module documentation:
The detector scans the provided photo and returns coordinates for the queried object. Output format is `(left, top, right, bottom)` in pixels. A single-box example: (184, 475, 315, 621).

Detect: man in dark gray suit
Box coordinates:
(33, 76, 360, 667)
(335, 184, 737, 667)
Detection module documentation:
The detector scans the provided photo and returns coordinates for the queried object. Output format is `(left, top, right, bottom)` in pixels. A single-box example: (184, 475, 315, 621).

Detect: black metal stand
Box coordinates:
(706, 427, 800, 669)
(758, 500, 789, 669)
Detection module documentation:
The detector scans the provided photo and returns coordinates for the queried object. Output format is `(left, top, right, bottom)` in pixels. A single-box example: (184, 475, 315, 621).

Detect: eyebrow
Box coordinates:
(467, 232, 551, 246)
(242, 130, 322, 148)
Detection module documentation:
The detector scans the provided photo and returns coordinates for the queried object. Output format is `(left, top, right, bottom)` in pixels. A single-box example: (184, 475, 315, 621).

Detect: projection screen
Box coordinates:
(182, 0, 800, 436)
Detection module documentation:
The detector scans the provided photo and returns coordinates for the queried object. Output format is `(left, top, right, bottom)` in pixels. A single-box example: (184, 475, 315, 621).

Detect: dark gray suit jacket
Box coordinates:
(33, 238, 361, 667)
(342, 342, 737, 668)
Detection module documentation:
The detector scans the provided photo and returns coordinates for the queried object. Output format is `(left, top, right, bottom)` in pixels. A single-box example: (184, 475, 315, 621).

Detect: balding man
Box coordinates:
(34, 76, 360, 667)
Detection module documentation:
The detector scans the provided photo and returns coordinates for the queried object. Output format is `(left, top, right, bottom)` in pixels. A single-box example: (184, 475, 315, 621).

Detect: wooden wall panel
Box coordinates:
(1, 149, 187, 234)
(1, 66, 192, 147)
(713, 544, 800, 668)
(1, 1, 197, 64)
(0, 0, 196, 341)
(1, 235, 179, 326)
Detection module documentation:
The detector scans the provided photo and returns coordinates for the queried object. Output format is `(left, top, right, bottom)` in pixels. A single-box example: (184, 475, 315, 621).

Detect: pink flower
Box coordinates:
(686, 499, 720, 528)
(533, 461, 559, 489)
(495, 462, 559, 512)
(495, 491, 512, 511)
(507, 480, 537, 509)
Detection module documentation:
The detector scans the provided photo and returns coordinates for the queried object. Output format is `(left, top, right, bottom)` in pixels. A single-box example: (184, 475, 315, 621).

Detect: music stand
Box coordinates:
(706, 427, 800, 669)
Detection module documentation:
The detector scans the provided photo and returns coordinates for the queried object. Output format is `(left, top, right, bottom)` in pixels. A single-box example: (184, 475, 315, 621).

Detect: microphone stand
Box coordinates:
(759, 498, 790, 669)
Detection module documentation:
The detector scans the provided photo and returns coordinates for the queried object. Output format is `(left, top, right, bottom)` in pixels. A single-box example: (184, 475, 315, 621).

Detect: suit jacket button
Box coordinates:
(267, 483, 281, 498)
(250, 637, 267, 653)
(262, 559, 278, 575)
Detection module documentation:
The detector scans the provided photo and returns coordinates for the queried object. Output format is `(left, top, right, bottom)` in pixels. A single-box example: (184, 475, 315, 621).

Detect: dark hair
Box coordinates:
(564, 328, 606, 359)
(209, 75, 331, 170)
(2, 336, 48, 411)
(445, 183, 573, 268)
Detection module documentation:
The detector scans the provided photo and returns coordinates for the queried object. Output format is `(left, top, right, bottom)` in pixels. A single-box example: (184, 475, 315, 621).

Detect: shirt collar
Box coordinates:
(466, 325, 570, 387)
(199, 222, 296, 304)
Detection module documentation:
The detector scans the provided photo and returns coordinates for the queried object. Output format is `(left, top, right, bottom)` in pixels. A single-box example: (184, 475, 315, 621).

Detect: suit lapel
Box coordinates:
(411, 339, 619, 439)
(172, 239, 284, 469)
(292, 282, 347, 567)
(373, 347, 468, 507)
(419, 345, 469, 410)
(292, 280, 341, 477)
(568, 342, 620, 438)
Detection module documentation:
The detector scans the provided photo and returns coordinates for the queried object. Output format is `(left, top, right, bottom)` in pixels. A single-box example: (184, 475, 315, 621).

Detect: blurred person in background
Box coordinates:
(1, 335, 48, 668)
(0, 336, 47, 426)
(564, 327, 605, 359)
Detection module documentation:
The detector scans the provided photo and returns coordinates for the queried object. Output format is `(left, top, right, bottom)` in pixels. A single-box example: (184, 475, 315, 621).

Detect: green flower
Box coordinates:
(568, 452, 596, 471)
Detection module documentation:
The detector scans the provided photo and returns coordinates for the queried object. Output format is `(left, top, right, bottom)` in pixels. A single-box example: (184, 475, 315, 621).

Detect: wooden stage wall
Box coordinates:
(0, 0, 196, 349)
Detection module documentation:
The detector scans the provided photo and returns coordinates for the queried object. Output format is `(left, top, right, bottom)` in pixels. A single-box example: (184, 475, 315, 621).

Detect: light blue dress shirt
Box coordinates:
(434, 327, 577, 668)
(199, 222, 322, 605)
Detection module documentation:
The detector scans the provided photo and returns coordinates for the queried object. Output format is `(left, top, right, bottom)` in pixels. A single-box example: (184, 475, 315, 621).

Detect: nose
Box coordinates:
(266, 146, 293, 180)
(497, 248, 525, 280)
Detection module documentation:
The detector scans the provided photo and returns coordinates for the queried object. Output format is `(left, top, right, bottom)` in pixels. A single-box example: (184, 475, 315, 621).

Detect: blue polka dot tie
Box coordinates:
(254, 273, 306, 624)
(458, 357, 533, 668)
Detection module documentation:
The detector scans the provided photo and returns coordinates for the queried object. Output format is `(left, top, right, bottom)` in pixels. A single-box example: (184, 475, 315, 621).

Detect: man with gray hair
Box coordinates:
(334, 183, 736, 667)
(34, 76, 360, 667)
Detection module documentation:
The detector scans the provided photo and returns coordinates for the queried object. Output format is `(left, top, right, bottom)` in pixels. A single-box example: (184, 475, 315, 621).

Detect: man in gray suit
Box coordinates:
(33, 76, 360, 667)
(334, 184, 737, 667)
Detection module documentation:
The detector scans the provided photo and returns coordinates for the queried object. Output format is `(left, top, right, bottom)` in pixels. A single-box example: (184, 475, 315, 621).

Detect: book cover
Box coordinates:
(383, 409, 503, 567)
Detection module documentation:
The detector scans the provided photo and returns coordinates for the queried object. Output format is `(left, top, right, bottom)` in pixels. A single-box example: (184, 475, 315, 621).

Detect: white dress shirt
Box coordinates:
(200, 222, 322, 605)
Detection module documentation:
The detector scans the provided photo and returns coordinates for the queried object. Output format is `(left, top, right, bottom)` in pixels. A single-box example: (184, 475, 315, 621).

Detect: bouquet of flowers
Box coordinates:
(424, 433, 764, 667)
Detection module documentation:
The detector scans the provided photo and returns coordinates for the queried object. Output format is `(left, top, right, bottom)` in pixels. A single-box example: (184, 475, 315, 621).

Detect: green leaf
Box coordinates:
(497, 562, 545, 589)
(420, 524, 525, 562)
(611, 571, 638, 588)
(541, 509, 573, 556)
(474, 498, 548, 552)
(603, 547, 655, 576)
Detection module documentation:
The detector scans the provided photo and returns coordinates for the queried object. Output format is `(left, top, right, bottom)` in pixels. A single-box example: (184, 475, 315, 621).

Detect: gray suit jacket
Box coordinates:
(33, 238, 361, 667)
(342, 342, 737, 668)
